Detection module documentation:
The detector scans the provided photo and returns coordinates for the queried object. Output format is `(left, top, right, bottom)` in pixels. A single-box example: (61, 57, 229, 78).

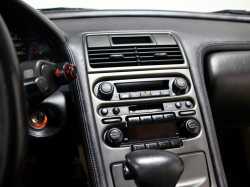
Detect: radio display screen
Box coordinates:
(115, 80, 169, 93)
(128, 123, 179, 142)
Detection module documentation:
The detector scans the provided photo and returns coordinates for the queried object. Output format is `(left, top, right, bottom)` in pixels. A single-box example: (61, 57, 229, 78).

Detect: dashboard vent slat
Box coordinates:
(87, 45, 184, 68)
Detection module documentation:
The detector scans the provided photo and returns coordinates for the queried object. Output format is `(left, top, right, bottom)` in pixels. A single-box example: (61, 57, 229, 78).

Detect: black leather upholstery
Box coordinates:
(0, 15, 28, 187)
(205, 51, 250, 126)
(123, 150, 184, 187)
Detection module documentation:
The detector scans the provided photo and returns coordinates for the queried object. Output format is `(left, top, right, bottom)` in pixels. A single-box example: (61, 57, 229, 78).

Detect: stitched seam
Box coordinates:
(14, 1, 106, 186)
(197, 41, 250, 187)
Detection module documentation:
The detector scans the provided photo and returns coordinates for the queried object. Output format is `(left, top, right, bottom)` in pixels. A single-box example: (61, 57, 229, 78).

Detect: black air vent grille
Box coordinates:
(88, 45, 184, 68)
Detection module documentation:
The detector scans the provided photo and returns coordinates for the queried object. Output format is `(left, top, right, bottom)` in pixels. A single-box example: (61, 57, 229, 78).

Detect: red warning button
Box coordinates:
(55, 69, 61, 77)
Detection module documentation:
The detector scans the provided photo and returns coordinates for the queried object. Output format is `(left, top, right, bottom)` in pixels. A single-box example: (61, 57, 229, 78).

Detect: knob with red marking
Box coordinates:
(53, 62, 78, 85)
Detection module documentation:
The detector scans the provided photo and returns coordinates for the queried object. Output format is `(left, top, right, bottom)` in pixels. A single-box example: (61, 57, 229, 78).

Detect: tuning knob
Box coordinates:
(180, 119, 200, 137)
(98, 82, 114, 100)
(172, 78, 187, 95)
(105, 128, 123, 146)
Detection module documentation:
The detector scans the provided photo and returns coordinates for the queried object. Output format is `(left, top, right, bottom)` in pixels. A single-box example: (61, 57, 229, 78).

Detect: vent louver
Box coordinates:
(88, 45, 184, 68)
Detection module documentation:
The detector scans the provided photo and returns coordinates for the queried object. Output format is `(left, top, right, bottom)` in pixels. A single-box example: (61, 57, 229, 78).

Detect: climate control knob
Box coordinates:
(98, 82, 114, 100)
(172, 78, 187, 95)
(180, 119, 200, 137)
(105, 128, 123, 145)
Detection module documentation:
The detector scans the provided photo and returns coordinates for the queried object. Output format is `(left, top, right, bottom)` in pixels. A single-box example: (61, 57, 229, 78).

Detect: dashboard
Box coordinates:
(3, 1, 250, 187)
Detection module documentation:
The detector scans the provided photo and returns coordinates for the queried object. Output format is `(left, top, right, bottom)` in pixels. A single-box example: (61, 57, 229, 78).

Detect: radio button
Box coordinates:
(158, 141, 170, 149)
(175, 102, 182, 109)
(102, 117, 122, 124)
(101, 108, 109, 116)
(164, 113, 176, 122)
(170, 140, 182, 148)
(185, 101, 193, 108)
(152, 114, 164, 123)
(140, 91, 151, 98)
(132, 144, 145, 151)
(140, 116, 152, 124)
(160, 90, 170, 96)
(150, 90, 161, 97)
(127, 117, 140, 126)
(119, 93, 130, 100)
(145, 143, 158, 149)
(130, 92, 141, 98)
(179, 110, 196, 116)
(113, 107, 120, 115)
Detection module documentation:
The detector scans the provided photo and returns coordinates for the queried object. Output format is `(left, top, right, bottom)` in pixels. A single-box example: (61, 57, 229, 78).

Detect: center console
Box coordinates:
(84, 33, 216, 187)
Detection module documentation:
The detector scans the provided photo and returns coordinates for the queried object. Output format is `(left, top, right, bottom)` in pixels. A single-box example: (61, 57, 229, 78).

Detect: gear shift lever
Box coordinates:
(123, 150, 184, 187)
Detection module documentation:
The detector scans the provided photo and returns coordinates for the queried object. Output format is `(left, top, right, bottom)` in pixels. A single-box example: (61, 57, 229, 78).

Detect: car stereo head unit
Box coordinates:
(94, 77, 190, 101)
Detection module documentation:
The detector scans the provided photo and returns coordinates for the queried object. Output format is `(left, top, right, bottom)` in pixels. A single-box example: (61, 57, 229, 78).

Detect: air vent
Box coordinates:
(88, 45, 184, 68)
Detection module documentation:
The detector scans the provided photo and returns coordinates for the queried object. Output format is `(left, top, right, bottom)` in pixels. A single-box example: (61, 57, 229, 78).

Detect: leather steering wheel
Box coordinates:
(0, 15, 28, 187)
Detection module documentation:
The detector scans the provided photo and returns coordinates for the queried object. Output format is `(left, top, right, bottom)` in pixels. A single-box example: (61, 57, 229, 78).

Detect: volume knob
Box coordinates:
(172, 78, 187, 95)
(98, 82, 114, 100)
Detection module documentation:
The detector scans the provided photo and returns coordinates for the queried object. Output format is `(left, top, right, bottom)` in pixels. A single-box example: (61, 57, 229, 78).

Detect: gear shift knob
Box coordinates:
(123, 150, 184, 187)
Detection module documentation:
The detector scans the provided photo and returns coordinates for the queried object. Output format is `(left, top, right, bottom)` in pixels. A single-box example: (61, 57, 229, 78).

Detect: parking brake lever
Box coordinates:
(20, 60, 78, 107)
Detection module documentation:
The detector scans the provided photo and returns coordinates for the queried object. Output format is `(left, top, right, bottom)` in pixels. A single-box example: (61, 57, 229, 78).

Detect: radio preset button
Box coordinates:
(152, 114, 164, 123)
(160, 90, 170, 96)
(175, 102, 182, 109)
(130, 92, 141, 98)
(151, 90, 161, 97)
(145, 143, 158, 149)
(132, 144, 145, 151)
(164, 113, 176, 122)
(158, 141, 170, 149)
(101, 108, 108, 116)
(140, 91, 151, 98)
(119, 93, 130, 99)
(140, 116, 152, 124)
(127, 117, 140, 126)
(170, 140, 182, 148)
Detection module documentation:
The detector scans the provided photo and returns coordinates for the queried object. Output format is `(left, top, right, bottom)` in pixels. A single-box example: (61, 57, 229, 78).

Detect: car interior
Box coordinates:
(1, 0, 250, 186)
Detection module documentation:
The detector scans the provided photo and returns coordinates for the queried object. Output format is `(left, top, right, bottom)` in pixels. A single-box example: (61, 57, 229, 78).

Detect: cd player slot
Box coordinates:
(129, 103, 163, 114)
(115, 80, 169, 93)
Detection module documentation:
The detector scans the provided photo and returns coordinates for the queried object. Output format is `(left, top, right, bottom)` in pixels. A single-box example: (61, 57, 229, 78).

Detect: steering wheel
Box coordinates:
(0, 15, 28, 187)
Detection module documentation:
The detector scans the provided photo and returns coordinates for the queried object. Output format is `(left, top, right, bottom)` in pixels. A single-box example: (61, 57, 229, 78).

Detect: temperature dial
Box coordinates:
(105, 128, 123, 145)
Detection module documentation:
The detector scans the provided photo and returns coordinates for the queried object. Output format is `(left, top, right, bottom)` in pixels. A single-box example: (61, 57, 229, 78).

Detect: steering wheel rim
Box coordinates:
(0, 15, 28, 187)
